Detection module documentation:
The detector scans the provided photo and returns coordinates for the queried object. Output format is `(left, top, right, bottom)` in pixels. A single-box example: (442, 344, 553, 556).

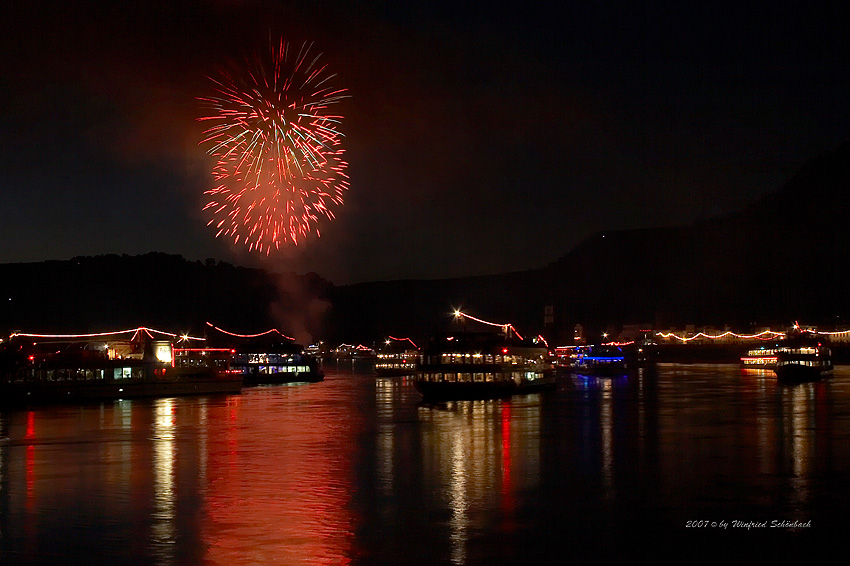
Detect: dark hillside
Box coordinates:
(3, 144, 849, 346)
(0, 253, 331, 344)
(329, 143, 850, 343)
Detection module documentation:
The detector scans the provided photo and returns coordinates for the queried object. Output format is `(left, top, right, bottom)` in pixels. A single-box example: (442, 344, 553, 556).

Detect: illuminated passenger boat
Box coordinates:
(773, 333, 833, 383)
(203, 323, 323, 386)
(331, 343, 377, 362)
(374, 337, 419, 377)
(571, 345, 629, 376)
(0, 333, 243, 406)
(231, 348, 324, 385)
(413, 331, 554, 400)
(739, 347, 779, 370)
(553, 346, 577, 370)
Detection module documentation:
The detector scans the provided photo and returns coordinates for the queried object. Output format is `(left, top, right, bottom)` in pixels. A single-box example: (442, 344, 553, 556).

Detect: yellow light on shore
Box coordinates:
(155, 343, 173, 364)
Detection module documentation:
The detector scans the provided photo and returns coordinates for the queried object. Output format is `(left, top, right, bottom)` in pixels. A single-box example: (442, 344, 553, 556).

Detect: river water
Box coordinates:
(1, 364, 849, 564)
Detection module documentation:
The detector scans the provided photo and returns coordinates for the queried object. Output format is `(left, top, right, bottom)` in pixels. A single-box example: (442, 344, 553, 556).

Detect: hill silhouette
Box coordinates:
(0, 254, 331, 345)
(2, 143, 849, 346)
(329, 142, 850, 344)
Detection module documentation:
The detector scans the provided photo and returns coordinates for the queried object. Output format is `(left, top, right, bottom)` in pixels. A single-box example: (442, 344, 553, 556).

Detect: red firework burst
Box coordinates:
(198, 39, 349, 253)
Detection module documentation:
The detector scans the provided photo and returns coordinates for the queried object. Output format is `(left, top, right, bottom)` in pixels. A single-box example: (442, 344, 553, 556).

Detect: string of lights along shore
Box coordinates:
(197, 38, 349, 254)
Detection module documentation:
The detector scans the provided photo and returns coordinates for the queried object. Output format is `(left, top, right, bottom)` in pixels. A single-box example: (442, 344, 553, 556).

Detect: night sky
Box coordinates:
(2, 1, 848, 284)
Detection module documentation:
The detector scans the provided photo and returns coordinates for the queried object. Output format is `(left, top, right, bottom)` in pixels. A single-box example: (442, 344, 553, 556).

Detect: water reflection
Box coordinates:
(787, 385, 813, 508)
(375, 378, 396, 496)
(201, 386, 357, 565)
(568, 371, 649, 506)
(774, 381, 831, 516)
(738, 371, 834, 517)
(0, 367, 849, 564)
(448, 431, 469, 565)
(109, 401, 133, 487)
(151, 398, 176, 564)
(0, 413, 5, 541)
(416, 396, 541, 565)
(600, 380, 614, 499)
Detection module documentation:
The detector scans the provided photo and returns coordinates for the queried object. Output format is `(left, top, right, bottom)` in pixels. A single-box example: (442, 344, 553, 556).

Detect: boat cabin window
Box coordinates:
(114, 367, 133, 380)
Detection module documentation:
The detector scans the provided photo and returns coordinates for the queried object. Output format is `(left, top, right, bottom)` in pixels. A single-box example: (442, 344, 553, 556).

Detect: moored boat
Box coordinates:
(328, 343, 377, 370)
(553, 346, 577, 370)
(234, 350, 324, 385)
(571, 344, 629, 375)
(203, 323, 324, 385)
(413, 331, 554, 400)
(1, 331, 243, 406)
(740, 347, 779, 371)
(375, 337, 419, 376)
(773, 331, 833, 383)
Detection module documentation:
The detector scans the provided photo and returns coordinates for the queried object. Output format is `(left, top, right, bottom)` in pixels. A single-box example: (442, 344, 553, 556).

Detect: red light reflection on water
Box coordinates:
(25, 411, 35, 439)
(226, 396, 240, 471)
(25, 411, 35, 503)
(201, 389, 356, 565)
(500, 400, 514, 514)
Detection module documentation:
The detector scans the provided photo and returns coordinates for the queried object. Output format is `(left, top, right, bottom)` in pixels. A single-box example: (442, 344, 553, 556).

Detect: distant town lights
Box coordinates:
(814, 329, 850, 336)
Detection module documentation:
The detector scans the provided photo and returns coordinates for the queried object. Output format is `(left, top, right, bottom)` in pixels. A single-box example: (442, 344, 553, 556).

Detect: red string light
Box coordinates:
(11, 327, 205, 341)
(205, 322, 295, 341)
(388, 336, 419, 349)
(656, 330, 785, 342)
(173, 348, 234, 352)
(454, 310, 524, 341)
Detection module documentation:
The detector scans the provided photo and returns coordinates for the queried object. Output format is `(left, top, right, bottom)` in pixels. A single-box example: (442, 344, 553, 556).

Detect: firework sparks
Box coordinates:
(198, 39, 349, 253)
